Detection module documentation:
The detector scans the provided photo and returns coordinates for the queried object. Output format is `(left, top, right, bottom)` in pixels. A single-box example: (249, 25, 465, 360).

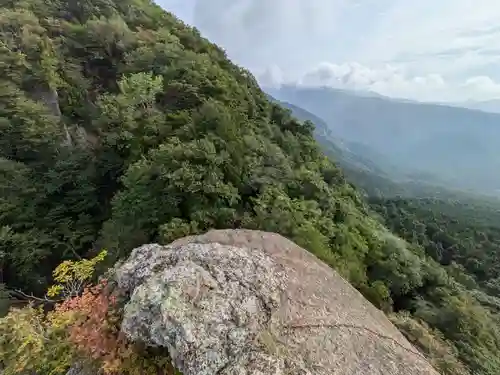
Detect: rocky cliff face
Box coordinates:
(115, 229, 439, 375)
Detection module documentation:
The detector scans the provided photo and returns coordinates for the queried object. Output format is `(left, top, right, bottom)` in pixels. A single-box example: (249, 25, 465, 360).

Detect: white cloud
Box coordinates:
(260, 63, 500, 102)
(257, 65, 284, 87)
(461, 76, 500, 100)
(159, 0, 500, 101)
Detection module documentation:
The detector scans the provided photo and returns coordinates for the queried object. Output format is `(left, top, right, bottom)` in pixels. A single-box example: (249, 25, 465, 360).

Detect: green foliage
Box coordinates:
(0, 0, 498, 373)
(47, 250, 107, 298)
(0, 256, 180, 375)
(159, 218, 199, 244)
(390, 311, 470, 375)
(369, 197, 500, 288)
(0, 284, 10, 317)
(370, 197, 500, 374)
(0, 304, 74, 375)
(0, 250, 107, 375)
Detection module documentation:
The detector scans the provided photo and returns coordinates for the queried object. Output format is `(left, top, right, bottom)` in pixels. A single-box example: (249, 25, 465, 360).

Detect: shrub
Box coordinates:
(390, 311, 471, 375)
(0, 304, 74, 375)
(0, 252, 180, 375)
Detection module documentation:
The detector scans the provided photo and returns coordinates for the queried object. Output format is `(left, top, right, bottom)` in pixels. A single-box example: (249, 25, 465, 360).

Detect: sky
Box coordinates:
(157, 0, 500, 103)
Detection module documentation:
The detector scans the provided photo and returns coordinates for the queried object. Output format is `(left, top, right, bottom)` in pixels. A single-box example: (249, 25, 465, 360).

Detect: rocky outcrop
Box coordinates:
(65, 363, 96, 375)
(29, 85, 74, 146)
(30, 85, 62, 119)
(116, 229, 440, 375)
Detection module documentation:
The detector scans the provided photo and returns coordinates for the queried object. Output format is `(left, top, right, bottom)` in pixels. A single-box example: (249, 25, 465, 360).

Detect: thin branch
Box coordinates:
(68, 246, 83, 260)
(10, 289, 63, 303)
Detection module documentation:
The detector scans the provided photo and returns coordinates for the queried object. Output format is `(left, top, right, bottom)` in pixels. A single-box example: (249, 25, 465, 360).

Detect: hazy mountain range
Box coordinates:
(266, 85, 500, 196)
(449, 99, 500, 114)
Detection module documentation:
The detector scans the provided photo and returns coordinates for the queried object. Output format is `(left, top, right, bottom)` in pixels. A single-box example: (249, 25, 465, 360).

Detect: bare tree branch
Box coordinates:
(10, 289, 63, 303)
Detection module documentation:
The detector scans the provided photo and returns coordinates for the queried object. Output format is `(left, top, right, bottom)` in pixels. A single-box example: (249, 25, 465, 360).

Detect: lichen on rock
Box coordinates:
(116, 230, 440, 375)
(116, 240, 288, 375)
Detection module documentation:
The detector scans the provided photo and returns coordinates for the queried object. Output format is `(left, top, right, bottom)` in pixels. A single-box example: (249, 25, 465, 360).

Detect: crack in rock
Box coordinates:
(115, 230, 441, 375)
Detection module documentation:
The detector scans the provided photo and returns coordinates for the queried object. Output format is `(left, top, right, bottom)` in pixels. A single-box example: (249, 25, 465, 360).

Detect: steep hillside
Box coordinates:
(0, 0, 499, 374)
(275, 98, 479, 199)
(267, 85, 500, 195)
(368, 196, 500, 371)
(0, 0, 403, 327)
(272, 97, 401, 178)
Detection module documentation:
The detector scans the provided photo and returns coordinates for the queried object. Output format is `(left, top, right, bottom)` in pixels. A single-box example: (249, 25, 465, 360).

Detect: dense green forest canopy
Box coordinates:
(1, 0, 500, 374)
(370, 197, 500, 296)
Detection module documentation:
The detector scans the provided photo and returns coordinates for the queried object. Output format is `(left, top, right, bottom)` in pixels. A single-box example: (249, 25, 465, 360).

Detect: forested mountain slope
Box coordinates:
(267, 84, 500, 195)
(272, 97, 401, 178)
(0, 0, 499, 374)
(276, 98, 487, 200)
(369, 197, 500, 294)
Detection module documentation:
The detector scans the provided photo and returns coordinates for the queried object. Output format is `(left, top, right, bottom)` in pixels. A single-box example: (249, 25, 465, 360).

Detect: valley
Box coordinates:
(0, 1, 500, 374)
(271, 86, 500, 374)
(268, 85, 500, 196)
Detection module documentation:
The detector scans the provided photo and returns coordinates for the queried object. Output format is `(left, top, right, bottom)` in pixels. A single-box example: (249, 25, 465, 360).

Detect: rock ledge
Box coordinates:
(116, 229, 439, 375)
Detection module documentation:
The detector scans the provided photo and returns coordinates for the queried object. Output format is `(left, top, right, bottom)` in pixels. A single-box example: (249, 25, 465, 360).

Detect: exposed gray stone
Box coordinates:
(65, 363, 96, 375)
(117, 241, 287, 375)
(117, 229, 440, 375)
(30, 85, 62, 119)
(29, 84, 75, 146)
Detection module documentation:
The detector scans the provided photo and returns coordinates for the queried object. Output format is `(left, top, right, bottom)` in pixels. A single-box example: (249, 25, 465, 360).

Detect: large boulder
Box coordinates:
(116, 229, 439, 375)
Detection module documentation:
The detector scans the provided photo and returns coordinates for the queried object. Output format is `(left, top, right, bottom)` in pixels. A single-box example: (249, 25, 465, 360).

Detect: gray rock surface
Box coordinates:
(117, 229, 440, 375)
(65, 363, 96, 375)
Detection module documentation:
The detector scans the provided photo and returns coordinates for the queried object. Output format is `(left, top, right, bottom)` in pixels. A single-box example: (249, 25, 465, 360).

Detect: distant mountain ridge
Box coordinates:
(268, 95, 404, 176)
(267, 84, 500, 195)
(270, 95, 482, 199)
(450, 99, 500, 114)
